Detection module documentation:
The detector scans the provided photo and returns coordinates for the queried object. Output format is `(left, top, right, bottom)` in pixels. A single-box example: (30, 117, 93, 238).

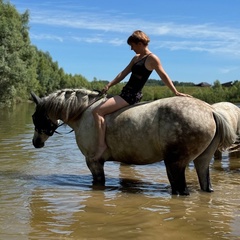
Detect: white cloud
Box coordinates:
(154, 39, 240, 56)
(29, 9, 240, 57)
(72, 36, 104, 43)
(108, 38, 125, 46)
(219, 66, 239, 74)
(31, 33, 63, 42)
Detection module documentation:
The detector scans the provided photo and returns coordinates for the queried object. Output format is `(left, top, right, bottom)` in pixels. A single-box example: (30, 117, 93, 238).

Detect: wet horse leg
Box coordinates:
(164, 159, 189, 195)
(193, 136, 220, 192)
(214, 149, 222, 160)
(86, 157, 105, 185)
(194, 157, 213, 192)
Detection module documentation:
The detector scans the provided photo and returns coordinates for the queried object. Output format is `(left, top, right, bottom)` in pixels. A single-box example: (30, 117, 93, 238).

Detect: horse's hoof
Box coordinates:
(172, 188, 190, 196)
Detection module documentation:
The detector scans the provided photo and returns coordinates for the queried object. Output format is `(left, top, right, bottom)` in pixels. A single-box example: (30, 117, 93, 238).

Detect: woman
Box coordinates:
(92, 30, 191, 161)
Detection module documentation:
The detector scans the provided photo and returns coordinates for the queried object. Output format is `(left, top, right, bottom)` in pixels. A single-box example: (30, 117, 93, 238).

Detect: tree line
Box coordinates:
(0, 0, 90, 107)
(0, 0, 239, 108)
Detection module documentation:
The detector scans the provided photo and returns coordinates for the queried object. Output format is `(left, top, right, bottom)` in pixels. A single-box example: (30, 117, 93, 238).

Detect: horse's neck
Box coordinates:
(50, 93, 103, 130)
(59, 97, 96, 129)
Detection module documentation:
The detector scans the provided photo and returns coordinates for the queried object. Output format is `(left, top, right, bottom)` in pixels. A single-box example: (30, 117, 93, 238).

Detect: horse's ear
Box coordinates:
(30, 92, 41, 105)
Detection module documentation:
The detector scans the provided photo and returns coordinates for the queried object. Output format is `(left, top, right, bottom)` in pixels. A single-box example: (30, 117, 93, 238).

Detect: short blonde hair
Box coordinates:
(127, 30, 150, 46)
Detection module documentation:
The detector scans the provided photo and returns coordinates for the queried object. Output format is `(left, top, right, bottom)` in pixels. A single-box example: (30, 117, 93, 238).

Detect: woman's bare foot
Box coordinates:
(92, 145, 107, 161)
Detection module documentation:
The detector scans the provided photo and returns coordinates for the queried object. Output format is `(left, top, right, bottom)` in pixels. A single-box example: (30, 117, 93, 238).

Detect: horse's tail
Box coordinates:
(213, 110, 238, 151)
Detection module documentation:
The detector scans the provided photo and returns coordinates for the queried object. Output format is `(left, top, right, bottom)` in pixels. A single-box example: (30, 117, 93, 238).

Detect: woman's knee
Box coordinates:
(92, 107, 104, 118)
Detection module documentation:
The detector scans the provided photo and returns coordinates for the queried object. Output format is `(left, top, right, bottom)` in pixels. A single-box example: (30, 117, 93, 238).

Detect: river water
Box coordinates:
(0, 102, 239, 240)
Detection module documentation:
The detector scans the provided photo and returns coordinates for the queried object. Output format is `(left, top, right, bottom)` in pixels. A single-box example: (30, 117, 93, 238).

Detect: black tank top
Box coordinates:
(125, 54, 153, 93)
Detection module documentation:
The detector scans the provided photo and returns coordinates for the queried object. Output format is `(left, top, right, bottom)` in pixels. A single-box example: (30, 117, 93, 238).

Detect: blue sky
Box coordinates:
(10, 0, 240, 84)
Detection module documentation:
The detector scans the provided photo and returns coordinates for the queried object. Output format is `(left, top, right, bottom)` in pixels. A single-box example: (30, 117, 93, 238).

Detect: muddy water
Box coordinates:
(0, 103, 239, 240)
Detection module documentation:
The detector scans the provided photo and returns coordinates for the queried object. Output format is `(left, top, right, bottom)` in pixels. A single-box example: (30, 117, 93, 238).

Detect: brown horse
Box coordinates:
(31, 89, 237, 195)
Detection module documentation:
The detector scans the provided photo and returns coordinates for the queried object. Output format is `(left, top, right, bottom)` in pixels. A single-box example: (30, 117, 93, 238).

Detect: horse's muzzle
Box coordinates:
(32, 138, 45, 148)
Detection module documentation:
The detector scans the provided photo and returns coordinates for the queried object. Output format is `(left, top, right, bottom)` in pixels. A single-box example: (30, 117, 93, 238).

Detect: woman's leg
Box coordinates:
(92, 95, 129, 161)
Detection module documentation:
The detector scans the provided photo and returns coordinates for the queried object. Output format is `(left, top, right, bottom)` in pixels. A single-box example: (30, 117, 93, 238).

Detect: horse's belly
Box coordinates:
(110, 148, 164, 165)
(108, 129, 213, 165)
(107, 129, 165, 164)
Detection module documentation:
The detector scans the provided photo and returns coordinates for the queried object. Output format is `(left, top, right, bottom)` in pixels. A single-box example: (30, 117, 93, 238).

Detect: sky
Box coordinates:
(10, 0, 240, 84)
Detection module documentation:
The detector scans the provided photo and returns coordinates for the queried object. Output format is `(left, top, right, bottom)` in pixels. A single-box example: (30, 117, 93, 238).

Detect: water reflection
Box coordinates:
(25, 178, 240, 240)
(0, 103, 240, 240)
(213, 151, 240, 173)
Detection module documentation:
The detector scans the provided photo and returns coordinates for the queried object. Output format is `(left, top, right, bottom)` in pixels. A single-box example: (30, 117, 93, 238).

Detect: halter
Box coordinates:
(32, 113, 60, 136)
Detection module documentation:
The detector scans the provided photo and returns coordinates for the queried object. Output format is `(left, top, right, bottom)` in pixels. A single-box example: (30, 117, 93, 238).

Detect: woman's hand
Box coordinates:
(175, 91, 192, 97)
(101, 84, 110, 94)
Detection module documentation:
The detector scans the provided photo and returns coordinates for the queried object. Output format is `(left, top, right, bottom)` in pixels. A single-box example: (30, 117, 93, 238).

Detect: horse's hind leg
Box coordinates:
(214, 149, 222, 160)
(164, 159, 189, 195)
(86, 157, 105, 185)
(193, 136, 220, 192)
(193, 156, 213, 192)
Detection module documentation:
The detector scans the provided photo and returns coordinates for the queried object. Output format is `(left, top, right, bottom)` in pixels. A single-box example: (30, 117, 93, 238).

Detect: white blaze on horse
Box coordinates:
(31, 89, 237, 195)
(212, 102, 240, 159)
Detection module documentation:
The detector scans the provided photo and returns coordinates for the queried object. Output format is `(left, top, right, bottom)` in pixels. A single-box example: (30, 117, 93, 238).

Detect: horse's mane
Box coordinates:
(41, 88, 100, 121)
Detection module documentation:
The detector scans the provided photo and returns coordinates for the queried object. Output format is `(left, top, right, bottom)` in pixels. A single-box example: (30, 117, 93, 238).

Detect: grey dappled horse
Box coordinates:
(31, 89, 237, 195)
(212, 102, 240, 159)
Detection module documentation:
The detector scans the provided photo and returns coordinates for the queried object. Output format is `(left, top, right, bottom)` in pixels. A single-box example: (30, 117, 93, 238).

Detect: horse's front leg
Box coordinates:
(86, 157, 105, 185)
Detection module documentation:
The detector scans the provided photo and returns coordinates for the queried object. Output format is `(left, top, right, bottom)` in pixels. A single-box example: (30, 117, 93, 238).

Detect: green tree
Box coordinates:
(0, 0, 36, 105)
(212, 80, 222, 89)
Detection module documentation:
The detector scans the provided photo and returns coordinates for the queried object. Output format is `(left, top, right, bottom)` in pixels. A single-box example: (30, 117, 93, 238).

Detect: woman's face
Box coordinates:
(129, 42, 142, 53)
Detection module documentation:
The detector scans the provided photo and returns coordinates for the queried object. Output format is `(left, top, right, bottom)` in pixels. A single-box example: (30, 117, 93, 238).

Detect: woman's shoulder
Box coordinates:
(145, 53, 161, 70)
(148, 52, 158, 59)
(147, 53, 160, 64)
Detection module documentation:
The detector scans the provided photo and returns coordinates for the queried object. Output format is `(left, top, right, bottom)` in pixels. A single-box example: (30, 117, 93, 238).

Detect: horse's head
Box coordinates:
(31, 88, 103, 148)
(31, 92, 59, 148)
